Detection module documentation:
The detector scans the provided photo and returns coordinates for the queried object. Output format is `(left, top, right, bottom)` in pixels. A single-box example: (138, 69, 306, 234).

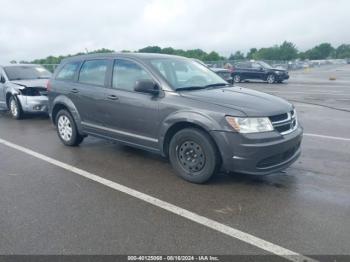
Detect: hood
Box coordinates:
(10, 79, 49, 89)
(179, 86, 292, 116)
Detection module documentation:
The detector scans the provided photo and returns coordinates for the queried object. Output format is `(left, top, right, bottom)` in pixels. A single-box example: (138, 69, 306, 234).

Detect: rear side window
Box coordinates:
(79, 60, 109, 86)
(56, 62, 80, 81)
(235, 62, 251, 69)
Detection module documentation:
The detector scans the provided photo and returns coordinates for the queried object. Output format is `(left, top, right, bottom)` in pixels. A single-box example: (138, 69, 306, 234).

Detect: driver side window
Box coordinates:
(113, 59, 152, 91)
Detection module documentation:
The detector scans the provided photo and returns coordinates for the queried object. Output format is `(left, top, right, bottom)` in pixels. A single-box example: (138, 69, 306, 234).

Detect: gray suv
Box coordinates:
(48, 53, 302, 183)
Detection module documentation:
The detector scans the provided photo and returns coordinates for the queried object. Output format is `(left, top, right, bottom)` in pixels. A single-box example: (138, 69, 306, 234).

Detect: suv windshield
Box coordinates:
(4, 66, 52, 81)
(148, 58, 228, 90)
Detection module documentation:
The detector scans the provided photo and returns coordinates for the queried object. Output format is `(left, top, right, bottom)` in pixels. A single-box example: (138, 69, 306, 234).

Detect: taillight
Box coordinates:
(46, 80, 52, 92)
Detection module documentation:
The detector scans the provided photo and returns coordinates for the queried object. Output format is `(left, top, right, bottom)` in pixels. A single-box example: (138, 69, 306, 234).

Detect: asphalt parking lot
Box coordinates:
(0, 65, 349, 261)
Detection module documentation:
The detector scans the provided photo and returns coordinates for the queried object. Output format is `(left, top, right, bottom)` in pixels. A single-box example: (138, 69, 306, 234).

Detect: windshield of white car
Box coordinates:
(148, 58, 227, 91)
(4, 66, 52, 81)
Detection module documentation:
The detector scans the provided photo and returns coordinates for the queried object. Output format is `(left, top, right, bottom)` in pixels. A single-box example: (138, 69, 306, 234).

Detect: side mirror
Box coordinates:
(134, 79, 159, 95)
(259, 67, 264, 71)
(0, 75, 5, 83)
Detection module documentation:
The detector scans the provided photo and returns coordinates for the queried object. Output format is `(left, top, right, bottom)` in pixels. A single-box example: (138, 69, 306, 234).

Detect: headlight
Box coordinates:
(226, 116, 274, 133)
(274, 71, 281, 74)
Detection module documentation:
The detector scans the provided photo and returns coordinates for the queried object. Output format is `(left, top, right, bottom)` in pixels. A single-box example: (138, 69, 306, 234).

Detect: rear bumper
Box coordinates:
(17, 95, 49, 113)
(211, 126, 303, 175)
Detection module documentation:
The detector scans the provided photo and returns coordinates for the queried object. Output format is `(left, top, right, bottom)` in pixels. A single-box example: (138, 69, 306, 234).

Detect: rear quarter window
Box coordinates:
(56, 62, 80, 81)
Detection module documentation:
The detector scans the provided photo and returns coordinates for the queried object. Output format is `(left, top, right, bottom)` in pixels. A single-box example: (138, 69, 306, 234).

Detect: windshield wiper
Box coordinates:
(204, 83, 232, 88)
(175, 83, 232, 91)
(175, 86, 208, 91)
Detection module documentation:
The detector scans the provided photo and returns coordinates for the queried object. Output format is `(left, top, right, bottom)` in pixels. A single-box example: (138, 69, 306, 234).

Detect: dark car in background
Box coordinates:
(232, 61, 289, 84)
(48, 53, 302, 184)
(210, 68, 233, 83)
(0, 64, 51, 119)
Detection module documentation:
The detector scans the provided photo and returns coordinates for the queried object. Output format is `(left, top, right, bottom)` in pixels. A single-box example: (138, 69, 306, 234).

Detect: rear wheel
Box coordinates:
(233, 74, 241, 83)
(169, 128, 219, 184)
(266, 74, 275, 84)
(9, 96, 23, 119)
(56, 109, 84, 146)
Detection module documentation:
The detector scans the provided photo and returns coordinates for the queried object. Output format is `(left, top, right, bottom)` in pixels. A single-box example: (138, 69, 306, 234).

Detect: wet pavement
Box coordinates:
(0, 65, 349, 260)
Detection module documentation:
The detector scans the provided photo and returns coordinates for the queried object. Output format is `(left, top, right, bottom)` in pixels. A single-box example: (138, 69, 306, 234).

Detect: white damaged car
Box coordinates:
(0, 64, 51, 119)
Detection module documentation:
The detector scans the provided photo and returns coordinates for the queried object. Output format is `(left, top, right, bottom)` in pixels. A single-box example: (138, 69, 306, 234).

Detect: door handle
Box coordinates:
(107, 95, 119, 100)
(71, 88, 79, 94)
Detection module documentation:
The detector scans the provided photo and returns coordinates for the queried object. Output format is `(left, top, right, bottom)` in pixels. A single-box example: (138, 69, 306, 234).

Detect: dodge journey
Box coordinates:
(48, 53, 302, 183)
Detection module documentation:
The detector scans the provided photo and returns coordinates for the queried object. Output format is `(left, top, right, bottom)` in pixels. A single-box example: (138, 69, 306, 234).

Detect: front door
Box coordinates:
(250, 62, 264, 80)
(103, 58, 160, 150)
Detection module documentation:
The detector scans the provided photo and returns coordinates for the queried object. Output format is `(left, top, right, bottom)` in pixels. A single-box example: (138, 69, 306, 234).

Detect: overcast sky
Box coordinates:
(1, 0, 349, 63)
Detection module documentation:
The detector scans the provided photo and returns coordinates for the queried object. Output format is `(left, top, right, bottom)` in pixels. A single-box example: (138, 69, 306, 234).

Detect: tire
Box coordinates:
(169, 128, 219, 184)
(266, 74, 275, 84)
(277, 80, 283, 83)
(233, 74, 241, 83)
(9, 96, 23, 119)
(55, 109, 84, 146)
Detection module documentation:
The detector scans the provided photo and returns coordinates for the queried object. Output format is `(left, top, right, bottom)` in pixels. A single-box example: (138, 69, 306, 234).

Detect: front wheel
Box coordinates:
(56, 109, 84, 146)
(9, 96, 23, 119)
(266, 74, 275, 84)
(169, 128, 219, 184)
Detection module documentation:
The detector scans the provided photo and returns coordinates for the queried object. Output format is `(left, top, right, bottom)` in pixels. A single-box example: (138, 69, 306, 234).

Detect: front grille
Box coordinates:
(269, 110, 297, 135)
(269, 113, 288, 122)
(257, 142, 301, 168)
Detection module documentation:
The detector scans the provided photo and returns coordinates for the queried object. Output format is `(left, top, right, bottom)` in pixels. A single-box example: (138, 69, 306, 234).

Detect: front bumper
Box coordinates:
(17, 95, 49, 113)
(276, 74, 289, 81)
(211, 126, 303, 175)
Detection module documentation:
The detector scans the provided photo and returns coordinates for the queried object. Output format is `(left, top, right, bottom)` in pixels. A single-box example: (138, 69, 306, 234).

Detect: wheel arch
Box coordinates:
(51, 96, 84, 135)
(159, 111, 222, 161)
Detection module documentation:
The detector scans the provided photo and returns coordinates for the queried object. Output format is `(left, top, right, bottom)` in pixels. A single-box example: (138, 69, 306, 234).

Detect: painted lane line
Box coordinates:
(304, 133, 350, 142)
(0, 137, 316, 262)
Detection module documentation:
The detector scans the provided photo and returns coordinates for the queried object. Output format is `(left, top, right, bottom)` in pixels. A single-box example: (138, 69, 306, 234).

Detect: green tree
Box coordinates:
(301, 43, 334, 60)
(246, 48, 257, 59)
(279, 41, 298, 60)
(335, 44, 350, 58)
(229, 51, 245, 60)
(204, 51, 221, 61)
(161, 47, 176, 55)
(138, 46, 162, 53)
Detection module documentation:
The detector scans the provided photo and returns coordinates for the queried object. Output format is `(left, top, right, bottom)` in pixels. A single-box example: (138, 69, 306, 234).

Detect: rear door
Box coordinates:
(73, 59, 113, 127)
(236, 62, 251, 79)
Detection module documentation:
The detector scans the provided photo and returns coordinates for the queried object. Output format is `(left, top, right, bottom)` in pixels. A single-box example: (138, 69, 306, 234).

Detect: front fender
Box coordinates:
(158, 110, 222, 155)
(51, 95, 84, 134)
(4, 85, 22, 108)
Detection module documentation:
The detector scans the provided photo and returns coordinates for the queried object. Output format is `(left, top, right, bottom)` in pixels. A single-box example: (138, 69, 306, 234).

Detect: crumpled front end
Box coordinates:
(15, 87, 49, 113)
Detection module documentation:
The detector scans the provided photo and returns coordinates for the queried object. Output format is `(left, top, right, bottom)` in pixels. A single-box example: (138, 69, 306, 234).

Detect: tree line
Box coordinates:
(20, 42, 350, 65)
